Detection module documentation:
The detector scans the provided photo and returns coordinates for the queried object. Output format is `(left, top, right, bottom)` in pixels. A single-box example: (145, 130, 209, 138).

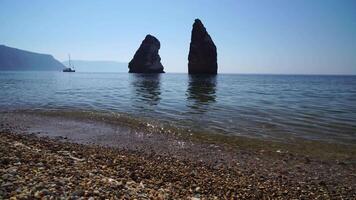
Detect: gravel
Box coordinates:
(0, 129, 355, 199)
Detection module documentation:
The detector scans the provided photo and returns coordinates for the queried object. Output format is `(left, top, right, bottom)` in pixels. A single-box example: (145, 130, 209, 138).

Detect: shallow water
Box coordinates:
(0, 71, 355, 144)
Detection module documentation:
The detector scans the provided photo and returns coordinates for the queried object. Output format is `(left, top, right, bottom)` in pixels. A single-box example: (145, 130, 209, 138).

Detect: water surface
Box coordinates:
(0, 72, 355, 144)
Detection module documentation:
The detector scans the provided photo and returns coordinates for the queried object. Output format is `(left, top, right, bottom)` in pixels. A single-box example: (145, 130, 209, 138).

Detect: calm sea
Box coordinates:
(0, 72, 355, 144)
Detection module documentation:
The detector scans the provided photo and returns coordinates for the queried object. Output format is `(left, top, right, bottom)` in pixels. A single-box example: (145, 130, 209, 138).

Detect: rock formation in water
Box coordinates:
(128, 35, 164, 73)
(188, 19, 218, 74)
(0, 45, 65, 71)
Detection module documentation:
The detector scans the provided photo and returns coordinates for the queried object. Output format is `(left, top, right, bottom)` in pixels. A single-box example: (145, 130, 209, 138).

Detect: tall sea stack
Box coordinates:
(128, 34, 164, 73)
(188, 19, 217, 74)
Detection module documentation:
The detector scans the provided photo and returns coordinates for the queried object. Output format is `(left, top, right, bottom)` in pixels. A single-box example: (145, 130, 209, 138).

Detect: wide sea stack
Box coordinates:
(0, 45, 65, 71)
(188, 19, 218, 74)
(128, 35, 164, 73)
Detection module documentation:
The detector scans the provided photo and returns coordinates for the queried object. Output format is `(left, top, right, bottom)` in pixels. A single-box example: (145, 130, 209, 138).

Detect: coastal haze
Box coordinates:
(62, 60, 127, 72)
(0, 0, 355, 74)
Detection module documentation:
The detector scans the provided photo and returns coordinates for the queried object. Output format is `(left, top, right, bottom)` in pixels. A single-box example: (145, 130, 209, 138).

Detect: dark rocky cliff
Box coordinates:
(0, 45, 65, 71)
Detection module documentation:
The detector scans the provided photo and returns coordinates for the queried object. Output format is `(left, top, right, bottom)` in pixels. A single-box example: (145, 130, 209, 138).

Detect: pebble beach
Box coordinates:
(1, 122, 355, 199)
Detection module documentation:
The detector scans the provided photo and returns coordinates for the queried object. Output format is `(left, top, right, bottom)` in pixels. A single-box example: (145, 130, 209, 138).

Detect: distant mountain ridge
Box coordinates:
(62, 60, 128, 72)
(0, 45, 65, 71)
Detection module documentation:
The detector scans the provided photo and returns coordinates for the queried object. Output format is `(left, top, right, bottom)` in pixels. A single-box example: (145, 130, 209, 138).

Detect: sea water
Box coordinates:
(0, 71, 355, 144)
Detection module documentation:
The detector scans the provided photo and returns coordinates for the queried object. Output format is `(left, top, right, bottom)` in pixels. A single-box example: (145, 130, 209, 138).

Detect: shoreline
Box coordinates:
(1, 113, 355, 198)
(2, 110, 356, 162)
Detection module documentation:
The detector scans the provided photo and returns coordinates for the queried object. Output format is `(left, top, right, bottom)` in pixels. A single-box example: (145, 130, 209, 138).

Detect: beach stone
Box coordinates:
(15, 187, 22, 193)
(0, 157, 11, 165)
(34, 191, 41, 198)
(1, 182, 13, 187)
(40, 189, 51, 196)
(6, 167, 18, 174)
(34, 182, 45, 191)
(188, 19, 217, 74)
(2, 173, 13, 180)
(72, 190, 84, 196)
(128, 34, 164, 73)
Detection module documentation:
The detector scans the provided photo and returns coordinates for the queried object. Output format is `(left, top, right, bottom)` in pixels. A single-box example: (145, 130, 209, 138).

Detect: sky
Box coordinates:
(0, 0, 355, 74)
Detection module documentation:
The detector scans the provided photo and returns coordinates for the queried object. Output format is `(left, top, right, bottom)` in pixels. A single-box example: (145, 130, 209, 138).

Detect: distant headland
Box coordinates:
(0, 45, 64, 71)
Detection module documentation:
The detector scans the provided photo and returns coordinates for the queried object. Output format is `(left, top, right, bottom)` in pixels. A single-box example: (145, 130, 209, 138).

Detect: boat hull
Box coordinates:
(63, 68, 75, 72)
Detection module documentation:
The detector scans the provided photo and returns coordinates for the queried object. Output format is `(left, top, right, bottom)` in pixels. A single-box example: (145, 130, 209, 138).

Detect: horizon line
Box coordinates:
(1, 70, 355, 76)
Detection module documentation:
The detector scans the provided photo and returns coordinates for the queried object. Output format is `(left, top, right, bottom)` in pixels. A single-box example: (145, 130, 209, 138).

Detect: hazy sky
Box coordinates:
(1, 0, 355, 74)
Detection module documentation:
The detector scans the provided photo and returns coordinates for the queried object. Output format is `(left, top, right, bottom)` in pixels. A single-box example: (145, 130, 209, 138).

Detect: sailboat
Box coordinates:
(63, 54, 75, 72)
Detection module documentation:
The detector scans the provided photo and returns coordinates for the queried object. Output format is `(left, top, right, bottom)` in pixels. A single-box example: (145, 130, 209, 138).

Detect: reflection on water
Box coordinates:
(130, 74, 161, 106)
(1, 72, 356, 144)
(186, 75, 217, 113)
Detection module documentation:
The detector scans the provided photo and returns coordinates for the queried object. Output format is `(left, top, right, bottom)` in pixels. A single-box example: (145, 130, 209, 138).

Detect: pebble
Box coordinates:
(2, 173, 13, 180)
(40, 189, 51, 196)
(72, 190, 84, 196)
(1, 182, 14, 187)
(0, 128, 354, 199)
